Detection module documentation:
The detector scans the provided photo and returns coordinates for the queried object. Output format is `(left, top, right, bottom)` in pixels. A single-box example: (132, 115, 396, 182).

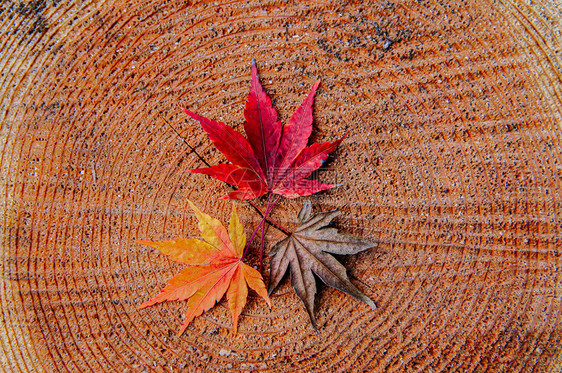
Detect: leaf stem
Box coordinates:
(247, 200, 290, 235)
(258, 194, 272, 271)
(242, 194, 279, 260)
(160, 112, 211, 167)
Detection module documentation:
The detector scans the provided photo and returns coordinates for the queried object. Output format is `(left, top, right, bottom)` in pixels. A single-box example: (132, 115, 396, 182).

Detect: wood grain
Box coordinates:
(1, 0, 561, 371)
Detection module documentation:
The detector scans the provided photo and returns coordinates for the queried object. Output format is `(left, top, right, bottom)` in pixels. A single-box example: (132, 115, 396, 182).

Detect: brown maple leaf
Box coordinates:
(268, 201, 376, 331)
(138, 201, 270, 335)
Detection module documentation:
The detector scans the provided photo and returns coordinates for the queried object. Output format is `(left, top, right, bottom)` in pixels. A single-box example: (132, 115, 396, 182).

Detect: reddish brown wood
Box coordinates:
(1, 0, 562, 371)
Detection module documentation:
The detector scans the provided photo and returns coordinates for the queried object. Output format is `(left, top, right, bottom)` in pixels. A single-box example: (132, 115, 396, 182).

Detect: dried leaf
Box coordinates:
(268, 202, 376, 330)
(138, 201, 270, 335)
(184, 59, 346, 200)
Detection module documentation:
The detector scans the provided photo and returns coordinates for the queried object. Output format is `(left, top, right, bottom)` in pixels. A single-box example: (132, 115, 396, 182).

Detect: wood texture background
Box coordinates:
(1, 0, 562, 371)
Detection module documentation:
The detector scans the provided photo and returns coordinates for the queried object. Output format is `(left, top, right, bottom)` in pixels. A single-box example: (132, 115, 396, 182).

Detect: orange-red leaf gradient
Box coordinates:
(138, 202, 270, 335)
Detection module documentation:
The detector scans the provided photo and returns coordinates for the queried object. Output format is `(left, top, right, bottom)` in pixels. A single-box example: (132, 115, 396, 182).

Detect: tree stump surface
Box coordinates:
(1, 0, 562, 372)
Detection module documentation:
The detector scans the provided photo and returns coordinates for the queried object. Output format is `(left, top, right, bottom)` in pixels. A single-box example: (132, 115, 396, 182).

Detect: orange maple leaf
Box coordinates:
(138, 201, 270, 335)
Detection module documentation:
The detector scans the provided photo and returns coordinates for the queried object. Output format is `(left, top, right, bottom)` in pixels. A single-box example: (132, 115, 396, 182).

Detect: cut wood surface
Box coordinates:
(1, 0, 562, 372)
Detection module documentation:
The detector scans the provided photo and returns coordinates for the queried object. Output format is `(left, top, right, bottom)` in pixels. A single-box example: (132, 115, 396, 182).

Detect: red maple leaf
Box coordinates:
(183, 60, 347, 200)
